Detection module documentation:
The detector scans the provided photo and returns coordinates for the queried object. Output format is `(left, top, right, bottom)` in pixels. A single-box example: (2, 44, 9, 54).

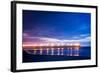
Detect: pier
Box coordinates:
(23, 43, 80, 56)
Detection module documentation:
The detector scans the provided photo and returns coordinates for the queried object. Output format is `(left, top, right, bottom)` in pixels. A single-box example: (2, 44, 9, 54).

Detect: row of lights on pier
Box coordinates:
(23, 43, 80, 47)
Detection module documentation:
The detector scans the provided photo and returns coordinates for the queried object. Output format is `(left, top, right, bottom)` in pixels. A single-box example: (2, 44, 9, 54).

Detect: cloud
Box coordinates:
(23, 33, 91, 46)
(80, 34, 90, 37)
(72, 34, 90, 39)
(23, 33, 29, 37)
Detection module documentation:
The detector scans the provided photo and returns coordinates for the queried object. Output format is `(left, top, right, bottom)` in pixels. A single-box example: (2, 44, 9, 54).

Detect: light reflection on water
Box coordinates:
(24, 47, 80, 56)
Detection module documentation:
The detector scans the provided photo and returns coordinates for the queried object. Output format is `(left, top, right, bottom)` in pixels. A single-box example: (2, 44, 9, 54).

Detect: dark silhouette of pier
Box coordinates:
(23, 45, 80, 50)
(23, 44, 80, 56)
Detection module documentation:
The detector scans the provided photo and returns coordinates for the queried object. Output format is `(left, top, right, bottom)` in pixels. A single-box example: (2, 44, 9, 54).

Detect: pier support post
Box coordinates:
(61, 48, 64, 55)
(46, 48, 49, 55)
(75, 47, 79, 56)
(57, 48, 60, 55)
(33, 49, 36, 55)
(70, 47, 73, 56)
(40, 48, 43, 55)
(51, 48, 54, 55)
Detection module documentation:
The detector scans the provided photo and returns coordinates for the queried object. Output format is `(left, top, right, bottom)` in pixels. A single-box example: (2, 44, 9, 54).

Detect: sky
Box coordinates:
(23, 10, 91, 46)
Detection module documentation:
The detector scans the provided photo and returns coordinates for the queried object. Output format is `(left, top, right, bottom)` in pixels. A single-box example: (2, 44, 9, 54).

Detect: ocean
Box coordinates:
(23, 47, 91, 63)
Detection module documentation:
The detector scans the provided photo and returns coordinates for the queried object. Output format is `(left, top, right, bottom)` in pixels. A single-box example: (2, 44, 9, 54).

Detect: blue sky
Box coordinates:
(23, 10, 91, 46)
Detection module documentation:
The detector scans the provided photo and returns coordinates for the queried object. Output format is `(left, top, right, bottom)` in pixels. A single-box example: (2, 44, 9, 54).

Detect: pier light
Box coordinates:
(63, 43, 65, 46)
(50, 43, 55, 46)
(61, 43, 64, 46)
(45, 43, 49, 46)
(66, 43, 70, 46)
(74, 43, 80, 47)
(48, 43, 50, 46)
(44, 43, 47, 46)
(39, 43, 44, 46)
(33, 44, 38, 47)
(57, 43, 60, 46)
(38, 43, 40, 46)
(69, 43, 73, 46)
